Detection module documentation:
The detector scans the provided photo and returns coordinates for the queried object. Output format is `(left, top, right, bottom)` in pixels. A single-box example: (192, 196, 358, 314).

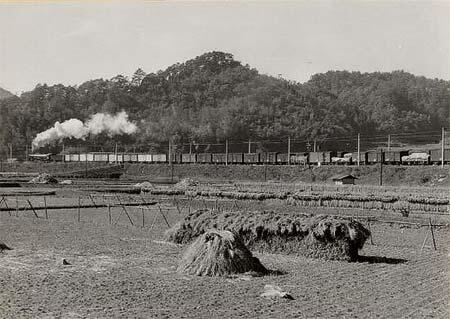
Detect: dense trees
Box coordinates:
(0, 51, 448, 154)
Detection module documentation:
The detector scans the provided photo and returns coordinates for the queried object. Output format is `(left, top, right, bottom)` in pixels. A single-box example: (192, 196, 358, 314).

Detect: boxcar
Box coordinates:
(228, 153, 243, 164)
(137, 154, 147, 163)
(276, 153, 289, 164)
(182, 154, 197, 163)
(354, 152, 368, 165)
(430, 149, 450, 164)
(153, 154, 167, 163)
(291, 154, 308, 165)
(260, 152, 277, 164)
(244, 153, 260, 164)
(197, 153, 212, 164)
(384, 151, 408, 164)
(212, 153, 226, 164)
(367, 151, 384, 164)
(308, 152, 323, 164)
(94, 153, 108, 162)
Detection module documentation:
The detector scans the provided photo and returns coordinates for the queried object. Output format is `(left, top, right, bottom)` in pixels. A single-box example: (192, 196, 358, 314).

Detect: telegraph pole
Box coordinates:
(287, 137, 291, 165)
(441, 127, 445, 168)
(225, 140, 229, 166)
(313, 140, 317, 152)
(379, 148, 383, 186)
(114, 143, 118, 163)
(357, 133, 360, 166)
(387, 134, 391, 152)
(248, 139, 251, 154)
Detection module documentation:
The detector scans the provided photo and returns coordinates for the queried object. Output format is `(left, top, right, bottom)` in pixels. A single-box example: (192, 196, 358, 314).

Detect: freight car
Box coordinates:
(35, 147, 449, 167)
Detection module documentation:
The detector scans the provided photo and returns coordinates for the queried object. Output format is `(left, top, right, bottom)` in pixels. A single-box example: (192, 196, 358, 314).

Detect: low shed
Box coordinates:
(332, 174, 358, 185)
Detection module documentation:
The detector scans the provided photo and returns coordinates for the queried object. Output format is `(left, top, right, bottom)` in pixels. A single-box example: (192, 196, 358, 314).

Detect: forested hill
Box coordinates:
(0, 87, 14, 100)
(0, 51, 448, 152)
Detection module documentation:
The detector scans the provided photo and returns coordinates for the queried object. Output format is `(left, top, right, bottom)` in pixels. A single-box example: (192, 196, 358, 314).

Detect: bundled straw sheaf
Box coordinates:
(177, 229, 268, 276)
(167, 209, 371, 261)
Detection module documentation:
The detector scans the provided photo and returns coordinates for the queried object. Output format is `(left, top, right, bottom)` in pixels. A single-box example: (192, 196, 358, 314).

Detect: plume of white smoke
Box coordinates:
(32, 111, 138, 150)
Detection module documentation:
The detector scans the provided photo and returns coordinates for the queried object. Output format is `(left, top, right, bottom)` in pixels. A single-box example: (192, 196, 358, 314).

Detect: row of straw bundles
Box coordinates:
(166, 209, 371, 261)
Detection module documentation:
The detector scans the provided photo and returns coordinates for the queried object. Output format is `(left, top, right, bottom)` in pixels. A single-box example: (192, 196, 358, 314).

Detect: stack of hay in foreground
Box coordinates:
(167, 209, 370, 261)
(177, 229, 268, 276)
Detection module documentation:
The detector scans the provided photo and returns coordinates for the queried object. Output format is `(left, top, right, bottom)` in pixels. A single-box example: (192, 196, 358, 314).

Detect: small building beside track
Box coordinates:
(332, 174, 357, 185)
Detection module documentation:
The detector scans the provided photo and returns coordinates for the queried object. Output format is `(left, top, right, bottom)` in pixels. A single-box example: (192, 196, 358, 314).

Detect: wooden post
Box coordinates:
(287, 137, 291, 165)
(387, 134, 391, 152)
(357, 133, 360, 166)
(379, 151, 383, 186)
(441, 127, 445, 168)
(108, 202, 111, 224)
(157, 204, 170, 228)
(429, 218, 437, 250)
(27, 199, 39, 218)
(367, 218, 374, 245)
(115, 143, 118, 163)
(141, 207, 145, 228)
(115, 195, 134, 226)
(44, 196, 48, 219)
(225, 140, 229, 166)
(15, 196, 19, 217)
(77, 196, 81, 222)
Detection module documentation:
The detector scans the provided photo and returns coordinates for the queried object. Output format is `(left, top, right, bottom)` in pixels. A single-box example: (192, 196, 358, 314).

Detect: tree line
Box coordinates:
(0, 51, 448, 154)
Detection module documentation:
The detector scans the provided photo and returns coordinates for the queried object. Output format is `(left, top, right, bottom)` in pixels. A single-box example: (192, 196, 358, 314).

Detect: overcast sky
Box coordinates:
(0, 1, 449, 94)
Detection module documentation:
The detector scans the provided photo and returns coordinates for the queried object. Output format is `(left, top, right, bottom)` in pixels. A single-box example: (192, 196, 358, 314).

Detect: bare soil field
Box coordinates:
(0, 186, 449, 318)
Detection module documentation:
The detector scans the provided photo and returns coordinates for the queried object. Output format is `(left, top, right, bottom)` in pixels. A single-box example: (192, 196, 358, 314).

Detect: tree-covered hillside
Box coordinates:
(0, 87, 14, 100)
(0, 51, 448, 154)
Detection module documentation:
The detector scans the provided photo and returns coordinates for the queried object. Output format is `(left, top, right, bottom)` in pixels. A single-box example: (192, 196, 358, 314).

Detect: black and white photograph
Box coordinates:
(0, 1, 449, 318)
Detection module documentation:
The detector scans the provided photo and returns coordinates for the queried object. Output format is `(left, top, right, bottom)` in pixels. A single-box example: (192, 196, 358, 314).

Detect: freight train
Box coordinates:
(30, 149, 449, 165)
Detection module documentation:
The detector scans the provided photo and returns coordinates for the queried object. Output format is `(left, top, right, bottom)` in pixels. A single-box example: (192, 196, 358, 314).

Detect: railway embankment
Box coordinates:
(0, 162, 448, 187)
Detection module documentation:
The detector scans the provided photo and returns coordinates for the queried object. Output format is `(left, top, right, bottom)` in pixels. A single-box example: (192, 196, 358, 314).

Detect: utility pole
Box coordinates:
(248, 139, 251, 154)
(357, 133, 360, 166)
(313, 140, 317, 152)
(287, 137, 291, 165)
(189, 141, 192, 155)
(225, 140, 229, 166)
(387, 134, 391, 152)
(169, 140, 173, 182)
(441, 127, 445, 168)
(379, 148, 383, 186)
(114, 143, 118, 164)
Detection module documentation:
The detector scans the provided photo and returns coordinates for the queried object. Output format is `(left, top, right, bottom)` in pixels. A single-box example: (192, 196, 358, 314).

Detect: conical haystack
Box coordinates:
(177, 229, 268, 276)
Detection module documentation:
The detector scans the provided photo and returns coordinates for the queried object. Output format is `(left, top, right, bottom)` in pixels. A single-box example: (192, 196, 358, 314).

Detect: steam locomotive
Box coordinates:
(30, 149, 449, 165)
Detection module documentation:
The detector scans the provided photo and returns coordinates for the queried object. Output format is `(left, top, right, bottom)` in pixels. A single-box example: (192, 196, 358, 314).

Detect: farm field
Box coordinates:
(0, 182, 449, 318)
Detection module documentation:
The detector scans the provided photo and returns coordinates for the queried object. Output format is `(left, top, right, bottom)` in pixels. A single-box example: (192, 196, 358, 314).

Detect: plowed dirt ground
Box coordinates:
(0, 192, 448, 318)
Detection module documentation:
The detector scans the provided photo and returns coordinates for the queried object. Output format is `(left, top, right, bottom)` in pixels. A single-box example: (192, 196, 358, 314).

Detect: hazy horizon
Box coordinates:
(1, 1, 449, 94)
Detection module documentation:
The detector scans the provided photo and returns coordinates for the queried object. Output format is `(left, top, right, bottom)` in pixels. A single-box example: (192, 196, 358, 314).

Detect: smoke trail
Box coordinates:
(32, 111, 138, 150)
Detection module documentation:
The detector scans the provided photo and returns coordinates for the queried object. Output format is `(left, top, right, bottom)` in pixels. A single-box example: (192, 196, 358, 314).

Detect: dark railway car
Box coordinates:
(212, 153, 226, 164)
(228, 153, 244, 164)
(260, 152, 277, 164)
(324, 151, 337, 164)
(197, 153, 212, 164)
(367, 151, 384, 164)
(430, 149, 450, 164)
(244, 153, 260, 164)
(170, 153, 182, 164)
(276, 153, 289, 164)
(291, 153, 308, 165)
(182, 154, 196, 163)
(354, 152, 368, 165)
(384, 151, 408, 164)
(308, 152, 324, 164)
